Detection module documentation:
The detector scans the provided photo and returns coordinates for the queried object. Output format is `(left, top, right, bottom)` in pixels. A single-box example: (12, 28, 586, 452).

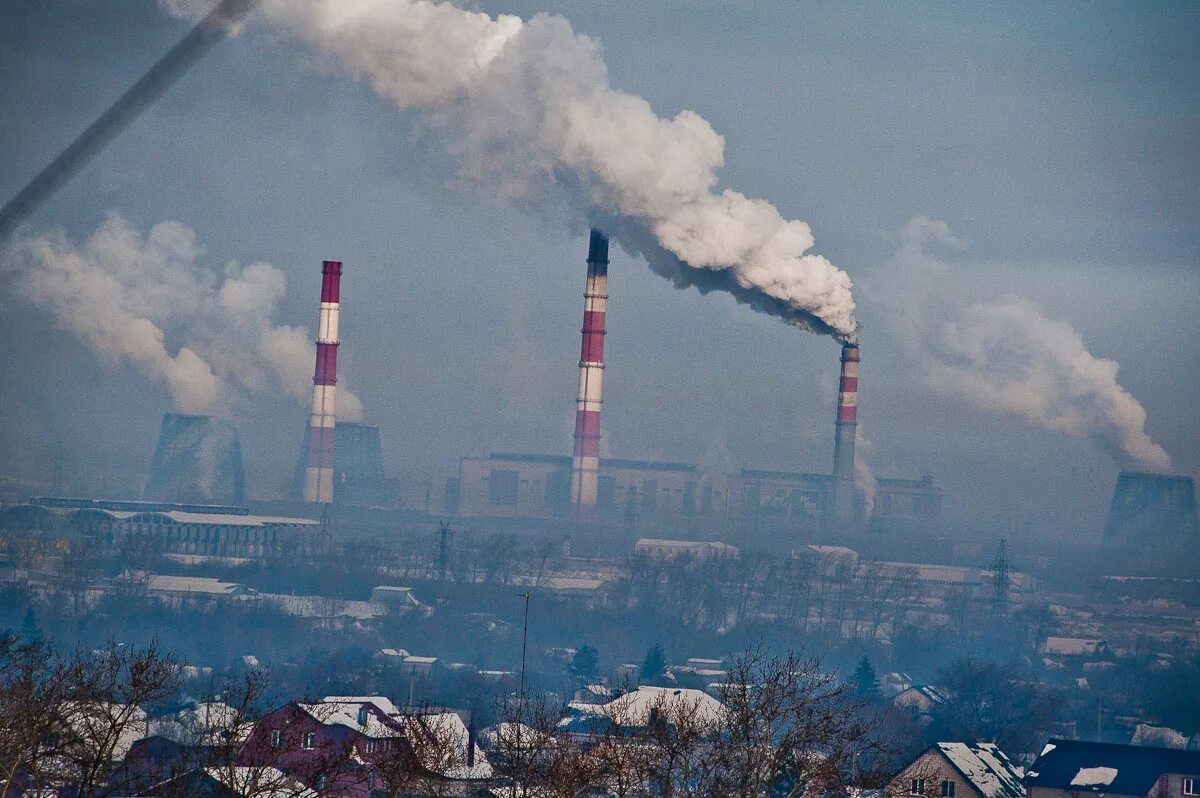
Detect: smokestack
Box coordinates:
(570, 230, 609, 512)
(831, 342, 859, 525)
(302, 260, 341, 504)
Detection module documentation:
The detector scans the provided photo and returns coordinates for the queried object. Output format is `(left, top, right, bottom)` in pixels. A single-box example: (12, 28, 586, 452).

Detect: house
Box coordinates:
(1026, 739, 1200, 798)
(889, 742, 1025, 798)
(369, 585, 423, 610)
(892, 686, 949, 724)
(880, 672, 914, 698)
(239, 697, 490, 793)
(1040, 638, 1107, 658)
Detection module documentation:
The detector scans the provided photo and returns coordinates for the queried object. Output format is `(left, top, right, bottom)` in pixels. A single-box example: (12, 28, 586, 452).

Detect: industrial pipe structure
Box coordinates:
(570, 230, 609, 512)
(0, 0, 258, 241)
(303, 260, 341, 504)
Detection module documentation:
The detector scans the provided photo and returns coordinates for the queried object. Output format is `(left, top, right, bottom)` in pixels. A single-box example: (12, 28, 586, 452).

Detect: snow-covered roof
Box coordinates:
(145, 575, 246, 595)
(1041, 637, 1106, 657)
(322, 696, 401, 716)
(151, 702, 251, 746)
(62, 701, 149, 761)
(399, 712, 491, 780)
(204, 766, 317, 798)
(1027, 738, 1200, 795)
(566, 685, 723, 728)
(298, 701, 406, 739)
(936, 742, 1025, 798)
(377, 648, 411, 658)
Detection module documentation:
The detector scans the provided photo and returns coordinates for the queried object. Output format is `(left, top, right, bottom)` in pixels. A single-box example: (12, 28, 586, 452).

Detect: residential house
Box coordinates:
(1026, 739, 1200, 798)
(892, 686, 949, 724)
(889, 742, 1025, 798)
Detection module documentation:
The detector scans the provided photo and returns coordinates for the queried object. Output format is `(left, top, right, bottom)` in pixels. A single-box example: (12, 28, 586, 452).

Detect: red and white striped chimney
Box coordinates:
(831, 342, 859, 524)
(303, 260, 341, 504)
(570, 230, 608, 511)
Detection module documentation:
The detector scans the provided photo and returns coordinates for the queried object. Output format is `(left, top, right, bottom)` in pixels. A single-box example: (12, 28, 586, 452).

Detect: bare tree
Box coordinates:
(712, 646, 881, 798)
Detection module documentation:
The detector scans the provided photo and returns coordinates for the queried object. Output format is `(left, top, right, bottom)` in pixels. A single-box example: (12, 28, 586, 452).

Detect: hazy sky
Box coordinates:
(1, 0, 1196, 535)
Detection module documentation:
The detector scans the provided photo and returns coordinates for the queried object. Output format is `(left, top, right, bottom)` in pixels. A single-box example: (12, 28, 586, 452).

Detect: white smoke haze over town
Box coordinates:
(0, 1, 1194, 529)
(864, 216, 1173, 474)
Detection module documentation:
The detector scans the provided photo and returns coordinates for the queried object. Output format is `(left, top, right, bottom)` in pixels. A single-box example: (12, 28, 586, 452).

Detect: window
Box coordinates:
(302, 731, 316, 750)
(270, 729, 281, 748)
(314, 775, 328, 791)
(941, 780, 956, 798)
(1184, 778, 1197, 796)
(357, 706, 369, 726)
(365, 739, 377, 753)
(910, 779, 925, 796)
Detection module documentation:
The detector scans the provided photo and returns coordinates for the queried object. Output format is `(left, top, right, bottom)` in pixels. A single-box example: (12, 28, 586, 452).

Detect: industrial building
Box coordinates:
(0, 497, 319, 558)
(452, 451, 940, 529)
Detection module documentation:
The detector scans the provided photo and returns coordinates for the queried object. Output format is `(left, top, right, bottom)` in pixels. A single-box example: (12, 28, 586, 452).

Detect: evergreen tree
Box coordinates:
(640, 644, 666, 681)
(20, 607, 41, 644)
(853, 656, 880, 700)
(571, 644, 599, 679)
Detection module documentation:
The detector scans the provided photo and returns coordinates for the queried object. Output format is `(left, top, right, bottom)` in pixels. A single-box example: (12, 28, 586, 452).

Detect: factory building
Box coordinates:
(0, 497, 319, 558)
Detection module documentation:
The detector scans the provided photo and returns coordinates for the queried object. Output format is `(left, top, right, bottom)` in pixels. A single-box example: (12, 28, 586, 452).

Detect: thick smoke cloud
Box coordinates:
(160, 0, 857, 341)
(871, 216, 1172, 473)
(1, 213, 364, 420)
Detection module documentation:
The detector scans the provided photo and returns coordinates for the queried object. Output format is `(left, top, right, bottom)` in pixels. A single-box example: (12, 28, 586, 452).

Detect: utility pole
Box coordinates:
(517, 591, 531, 703)
(437, 522, 451, 581)
(990, 538, 1011, 616)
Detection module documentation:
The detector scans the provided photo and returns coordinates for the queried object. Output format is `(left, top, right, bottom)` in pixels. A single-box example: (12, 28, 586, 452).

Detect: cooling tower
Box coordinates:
(1104, 472, 1198, 542)
(143, 413, 246, 505)
(333, 421, 388, 506)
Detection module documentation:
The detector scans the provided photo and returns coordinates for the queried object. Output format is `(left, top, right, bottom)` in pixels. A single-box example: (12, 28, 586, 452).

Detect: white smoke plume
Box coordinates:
(853, 425, 877, 517)
(1, 213, 364, 419)
(160, 0, 857, 341)
(872, 216, 1172, 473)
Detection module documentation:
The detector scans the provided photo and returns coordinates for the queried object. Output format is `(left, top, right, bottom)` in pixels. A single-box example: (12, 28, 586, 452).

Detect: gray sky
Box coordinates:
(0, 0, 1196, 536)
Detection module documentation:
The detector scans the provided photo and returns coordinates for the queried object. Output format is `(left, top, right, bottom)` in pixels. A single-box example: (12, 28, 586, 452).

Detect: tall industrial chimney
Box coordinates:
(831, 342, 859, 525)
(570, 230, 609, 512)
(302, 260, 342, 504)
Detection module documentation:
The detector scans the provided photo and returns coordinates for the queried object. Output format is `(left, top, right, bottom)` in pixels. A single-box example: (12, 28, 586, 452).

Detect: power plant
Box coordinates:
(142, 413, 246, 506)
(84, 231, 942, 532)
(451, 231, 941, 531)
